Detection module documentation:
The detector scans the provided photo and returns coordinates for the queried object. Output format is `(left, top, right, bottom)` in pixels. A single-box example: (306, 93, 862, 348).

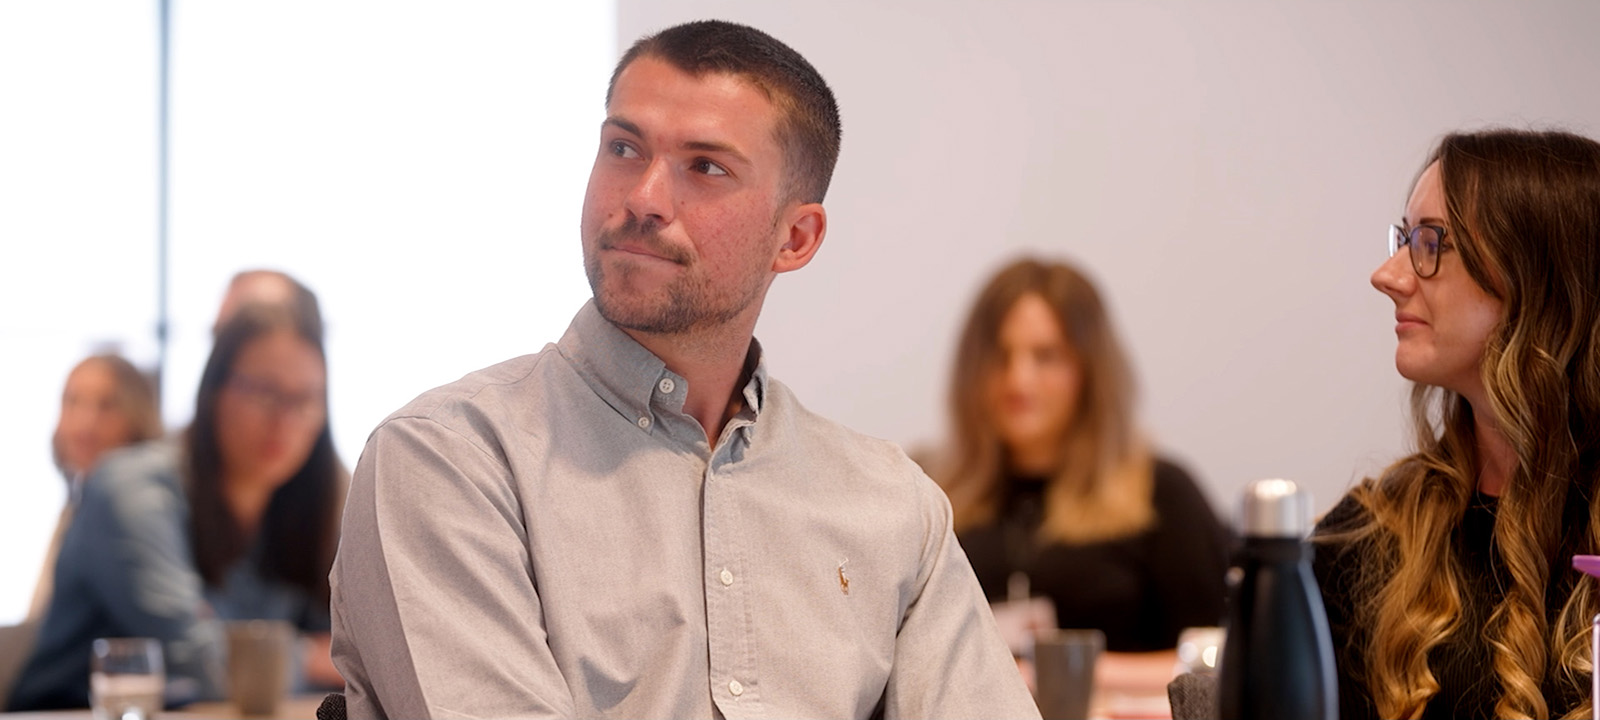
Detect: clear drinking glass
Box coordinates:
(91, 637, 165, 720)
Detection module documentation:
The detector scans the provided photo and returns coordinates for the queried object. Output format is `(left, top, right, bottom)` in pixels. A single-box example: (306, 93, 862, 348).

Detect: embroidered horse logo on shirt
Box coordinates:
(838, 558, 850, 595)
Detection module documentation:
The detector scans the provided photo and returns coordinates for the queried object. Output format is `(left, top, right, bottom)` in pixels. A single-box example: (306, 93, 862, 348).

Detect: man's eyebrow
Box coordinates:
(603, 116, 643, 137)
(683, 140, 750, 166)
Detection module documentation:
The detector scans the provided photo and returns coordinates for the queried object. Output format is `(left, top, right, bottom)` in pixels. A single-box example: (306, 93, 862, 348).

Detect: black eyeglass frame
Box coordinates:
(1388, 224, 1451, 279)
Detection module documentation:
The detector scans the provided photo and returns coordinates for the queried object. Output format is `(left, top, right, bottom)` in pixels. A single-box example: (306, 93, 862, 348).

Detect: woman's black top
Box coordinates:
(1313, 489, 1589, 720)
(956, 458, 1230, 652)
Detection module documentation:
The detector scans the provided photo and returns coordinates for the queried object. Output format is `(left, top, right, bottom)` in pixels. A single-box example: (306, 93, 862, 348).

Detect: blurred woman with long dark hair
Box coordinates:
(9, 300, 345, 710)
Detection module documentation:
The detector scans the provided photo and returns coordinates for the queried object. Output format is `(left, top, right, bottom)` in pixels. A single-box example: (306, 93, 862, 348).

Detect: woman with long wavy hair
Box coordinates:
(1314, 128, 1600, 719)
(924, 256, 1229, 690)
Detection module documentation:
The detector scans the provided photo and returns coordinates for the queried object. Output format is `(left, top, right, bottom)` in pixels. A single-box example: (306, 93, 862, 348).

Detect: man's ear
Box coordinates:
(773, 202, 827, 274)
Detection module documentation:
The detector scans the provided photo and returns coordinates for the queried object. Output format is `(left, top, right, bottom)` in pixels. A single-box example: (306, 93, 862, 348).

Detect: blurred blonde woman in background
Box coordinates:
(51, 353, 162, 482)
(1314, 128, 1600, 719)
(925, 256, 1229, 691)
(31, 353, 163, 619)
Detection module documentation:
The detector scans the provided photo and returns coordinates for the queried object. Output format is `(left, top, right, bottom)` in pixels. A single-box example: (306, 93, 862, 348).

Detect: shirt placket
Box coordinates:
(703, 426, 760, 718)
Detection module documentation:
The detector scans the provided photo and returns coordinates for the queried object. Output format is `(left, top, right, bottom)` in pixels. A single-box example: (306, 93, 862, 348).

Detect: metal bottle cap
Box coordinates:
(1239, 478, 1313, 538)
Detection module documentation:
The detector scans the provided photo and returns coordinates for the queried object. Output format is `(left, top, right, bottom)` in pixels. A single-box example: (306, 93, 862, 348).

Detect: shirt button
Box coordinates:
(720, 568, 734, 586)
(729, 679, 744, 697)
(658, 377, 676, 394)
(637, 416, 652, 429)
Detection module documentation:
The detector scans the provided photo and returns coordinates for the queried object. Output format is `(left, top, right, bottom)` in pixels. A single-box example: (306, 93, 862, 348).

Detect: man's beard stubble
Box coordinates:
(586, 217, 749, 335)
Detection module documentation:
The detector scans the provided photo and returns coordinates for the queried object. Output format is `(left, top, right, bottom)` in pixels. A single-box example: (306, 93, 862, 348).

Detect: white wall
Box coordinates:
(616, 0, 1600, 520)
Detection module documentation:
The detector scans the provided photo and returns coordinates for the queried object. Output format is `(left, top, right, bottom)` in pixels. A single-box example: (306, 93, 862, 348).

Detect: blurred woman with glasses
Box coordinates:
(8, 298, 346, 711)
(922, 256, 1230, 691)
(1314, 128, 1600, 719)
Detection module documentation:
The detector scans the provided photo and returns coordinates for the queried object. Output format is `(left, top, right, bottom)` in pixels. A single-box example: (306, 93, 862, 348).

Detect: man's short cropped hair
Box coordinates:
(606, 19, 843, 205)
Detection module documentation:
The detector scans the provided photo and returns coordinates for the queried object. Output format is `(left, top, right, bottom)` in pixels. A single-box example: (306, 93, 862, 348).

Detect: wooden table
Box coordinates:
(0, 694, 327, 720)
(2, 691, 1166, 719)
(1093, 689, 1172, 719)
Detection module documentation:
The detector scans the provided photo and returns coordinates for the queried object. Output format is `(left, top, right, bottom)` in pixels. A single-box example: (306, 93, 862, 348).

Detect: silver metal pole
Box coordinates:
(155, 0, 171, 411)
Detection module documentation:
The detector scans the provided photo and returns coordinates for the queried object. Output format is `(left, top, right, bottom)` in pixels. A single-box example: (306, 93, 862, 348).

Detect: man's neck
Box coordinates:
(622, 317, 758, 445)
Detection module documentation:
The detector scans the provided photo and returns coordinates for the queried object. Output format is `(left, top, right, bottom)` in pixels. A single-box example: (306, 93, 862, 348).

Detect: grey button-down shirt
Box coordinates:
(331, 301, 1039, 719)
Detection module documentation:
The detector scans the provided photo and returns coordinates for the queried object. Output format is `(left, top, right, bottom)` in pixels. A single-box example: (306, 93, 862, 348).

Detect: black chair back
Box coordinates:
(1167, 672, 1217, 720)
(316, 691, 346, 720)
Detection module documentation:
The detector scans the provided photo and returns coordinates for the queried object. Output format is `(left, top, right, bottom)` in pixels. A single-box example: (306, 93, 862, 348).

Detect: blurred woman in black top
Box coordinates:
(924, 256, 1229, 690)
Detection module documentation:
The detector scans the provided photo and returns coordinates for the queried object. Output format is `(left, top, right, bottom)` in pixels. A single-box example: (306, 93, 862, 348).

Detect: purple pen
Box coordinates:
(1572, 555, 1600, 720)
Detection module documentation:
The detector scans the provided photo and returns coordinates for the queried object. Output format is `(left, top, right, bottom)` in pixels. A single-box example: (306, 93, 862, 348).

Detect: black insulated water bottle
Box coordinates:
(1216, 478, 1337, 720)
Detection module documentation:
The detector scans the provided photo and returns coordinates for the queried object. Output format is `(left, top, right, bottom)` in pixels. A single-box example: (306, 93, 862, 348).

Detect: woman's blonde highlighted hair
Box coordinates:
(934, 257, 1154, 545)
(1326, 128, 1600, 719)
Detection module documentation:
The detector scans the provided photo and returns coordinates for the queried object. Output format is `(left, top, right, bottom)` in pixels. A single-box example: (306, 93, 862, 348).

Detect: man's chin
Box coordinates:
(594, 293, 688, 335)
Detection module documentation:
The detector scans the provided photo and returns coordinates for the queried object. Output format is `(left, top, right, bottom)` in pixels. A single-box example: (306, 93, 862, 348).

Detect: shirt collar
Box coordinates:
(557, 300, 769, 432)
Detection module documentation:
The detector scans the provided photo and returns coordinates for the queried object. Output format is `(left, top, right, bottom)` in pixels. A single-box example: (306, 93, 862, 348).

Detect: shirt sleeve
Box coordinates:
(330, 415, 576, 720)
(74, 456, 225, 702)
(880, 471, 1042, 720)
(1142, 460, 1232, 646)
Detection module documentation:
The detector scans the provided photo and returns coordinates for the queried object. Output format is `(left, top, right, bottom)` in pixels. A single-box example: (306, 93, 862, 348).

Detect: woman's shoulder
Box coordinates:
(1149, 455, 1214, 510)
(1145, 456, 1231, 550)
(1151, 455, 1197, 482)
(80, 439, 185, 512)
(1313, 486, 1373, 537)
(59, 440, 194, 579)
(1310, 487, 1380, 591)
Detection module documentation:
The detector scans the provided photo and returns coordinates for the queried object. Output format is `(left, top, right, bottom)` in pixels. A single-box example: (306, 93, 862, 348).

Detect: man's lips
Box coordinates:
(599, 233, 688, 265)
(608, 244, 675, 262)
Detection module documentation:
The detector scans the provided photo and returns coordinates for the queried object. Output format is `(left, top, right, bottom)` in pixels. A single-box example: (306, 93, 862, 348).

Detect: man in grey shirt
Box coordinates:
(330, 19, 1040, 720)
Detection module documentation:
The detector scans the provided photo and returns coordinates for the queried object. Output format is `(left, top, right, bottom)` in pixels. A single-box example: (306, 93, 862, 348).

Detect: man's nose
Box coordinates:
(624, 158, 675, 225)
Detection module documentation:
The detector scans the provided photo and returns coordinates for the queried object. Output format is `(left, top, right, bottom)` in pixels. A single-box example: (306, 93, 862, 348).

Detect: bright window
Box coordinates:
(0, 0, 614, 624)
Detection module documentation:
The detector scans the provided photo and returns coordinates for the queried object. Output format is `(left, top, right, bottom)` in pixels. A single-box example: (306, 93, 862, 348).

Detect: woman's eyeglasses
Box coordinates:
(1388, 224, 1451, 278)
(224, 374, 324, 420)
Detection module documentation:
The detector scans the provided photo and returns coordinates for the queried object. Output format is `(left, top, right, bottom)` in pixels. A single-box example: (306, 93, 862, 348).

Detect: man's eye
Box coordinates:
(609, 141, 640, 159)
(693, 159, 728, 176)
